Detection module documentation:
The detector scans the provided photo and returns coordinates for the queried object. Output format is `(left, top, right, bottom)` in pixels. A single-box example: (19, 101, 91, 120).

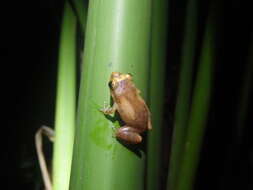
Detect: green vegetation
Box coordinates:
(39, 0, 251, 190)
(52, 2, 77, 190)
(69, 1, 152, 189)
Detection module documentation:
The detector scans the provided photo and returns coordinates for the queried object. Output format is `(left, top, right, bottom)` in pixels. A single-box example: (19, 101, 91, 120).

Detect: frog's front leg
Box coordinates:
(115, 126, 142, 144)
(100, 102, 117, 115)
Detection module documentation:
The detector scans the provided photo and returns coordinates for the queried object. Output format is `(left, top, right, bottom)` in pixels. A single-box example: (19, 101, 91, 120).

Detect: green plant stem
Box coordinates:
(177, 15, 214, 190)
(52, 2, 76, 190)
(147, 0, 168, 189)
(69, 1, 152, 190)
(167, 0, 198, 189)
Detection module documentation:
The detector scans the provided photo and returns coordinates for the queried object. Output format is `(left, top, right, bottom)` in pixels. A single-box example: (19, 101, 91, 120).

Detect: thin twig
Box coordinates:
(35, 126, 54, 190)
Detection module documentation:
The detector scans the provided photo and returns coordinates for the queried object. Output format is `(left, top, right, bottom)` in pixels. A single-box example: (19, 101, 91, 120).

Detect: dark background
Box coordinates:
(2, 0, 63, 189)
(2, 0, 252, 189)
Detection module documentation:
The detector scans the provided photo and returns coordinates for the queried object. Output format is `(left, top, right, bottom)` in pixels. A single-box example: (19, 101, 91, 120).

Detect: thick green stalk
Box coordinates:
(176, 15, 214, 190)
(52, 2, 76, 190)
(167, 0, 198, 189)
(147, 0, 168, 189)
(69, 0, 152, 190)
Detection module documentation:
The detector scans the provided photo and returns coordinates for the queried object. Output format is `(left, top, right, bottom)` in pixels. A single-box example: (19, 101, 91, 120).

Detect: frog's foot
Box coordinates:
(100, 101, 117, 115)
(100, 101, 110, 113)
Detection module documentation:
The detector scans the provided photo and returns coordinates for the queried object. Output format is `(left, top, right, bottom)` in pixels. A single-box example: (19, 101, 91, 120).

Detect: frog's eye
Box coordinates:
(108, 81, 113, 89)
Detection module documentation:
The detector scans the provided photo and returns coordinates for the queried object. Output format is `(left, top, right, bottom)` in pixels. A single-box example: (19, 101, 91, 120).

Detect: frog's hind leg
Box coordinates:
(115, 126, 142, 144)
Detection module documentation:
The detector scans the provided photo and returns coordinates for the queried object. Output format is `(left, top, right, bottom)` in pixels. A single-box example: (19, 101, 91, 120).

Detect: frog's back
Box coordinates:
(116, 90, 151, 131)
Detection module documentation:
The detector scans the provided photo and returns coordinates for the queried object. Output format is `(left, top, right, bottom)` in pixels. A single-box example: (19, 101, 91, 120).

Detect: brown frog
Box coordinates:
(101, 72, 152, 144)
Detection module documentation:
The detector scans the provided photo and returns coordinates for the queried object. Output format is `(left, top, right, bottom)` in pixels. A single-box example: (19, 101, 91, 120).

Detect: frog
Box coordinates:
(101, 72, 152, 144)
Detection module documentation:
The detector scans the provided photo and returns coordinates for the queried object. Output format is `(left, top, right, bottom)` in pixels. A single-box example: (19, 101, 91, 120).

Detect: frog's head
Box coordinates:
(109, 72, 132, 90)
